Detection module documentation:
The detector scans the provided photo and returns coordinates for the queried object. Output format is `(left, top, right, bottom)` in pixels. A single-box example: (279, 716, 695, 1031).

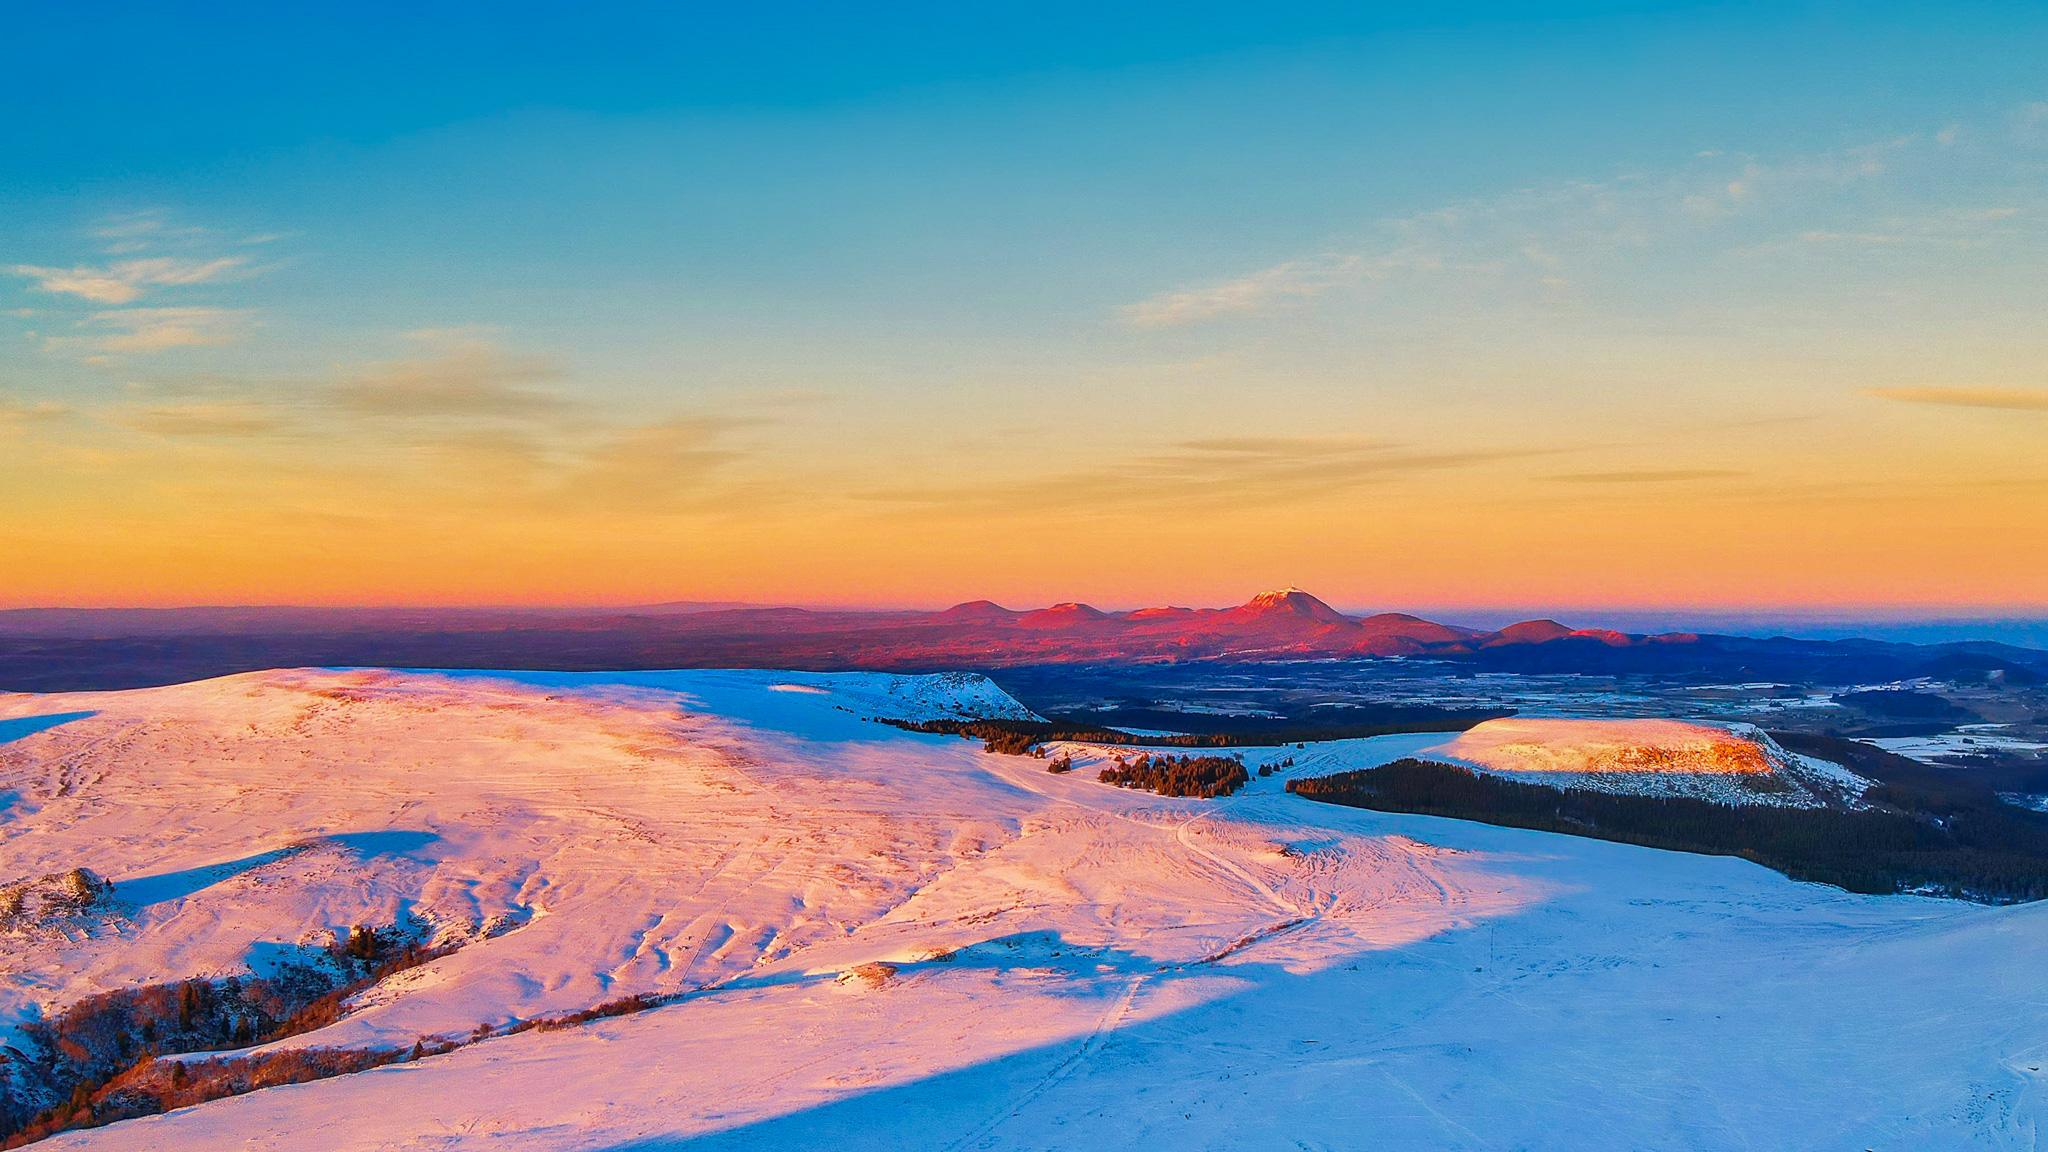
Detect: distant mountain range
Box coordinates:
(838, 587, 1695, 662)
(0, 589, 2042, 692)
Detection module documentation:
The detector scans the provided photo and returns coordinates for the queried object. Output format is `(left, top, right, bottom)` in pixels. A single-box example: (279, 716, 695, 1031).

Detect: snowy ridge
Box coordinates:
(762, 669, 1043, 722)
(0, 668, 2040, 1150)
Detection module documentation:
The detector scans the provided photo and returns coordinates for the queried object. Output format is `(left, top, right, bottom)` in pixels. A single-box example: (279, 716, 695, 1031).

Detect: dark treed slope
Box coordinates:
(1288, 748, 2048, 904)
(876, 704, 1503, 752)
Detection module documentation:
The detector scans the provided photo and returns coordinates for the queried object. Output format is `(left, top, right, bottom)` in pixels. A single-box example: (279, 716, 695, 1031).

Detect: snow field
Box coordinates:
(0, 668, 2040, 1149)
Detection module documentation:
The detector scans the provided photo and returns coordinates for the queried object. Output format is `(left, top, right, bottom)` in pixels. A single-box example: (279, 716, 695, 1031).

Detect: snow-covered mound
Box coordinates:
(1420, 717, 1870, 806)
(0, 669, 2038, 1150)
(1435, 717, 1782, 774)
(0, 669, 1035, 1042)
(756, 669, 1042, 722)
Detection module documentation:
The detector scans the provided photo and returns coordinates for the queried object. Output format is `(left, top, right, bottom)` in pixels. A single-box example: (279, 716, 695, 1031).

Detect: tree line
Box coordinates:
(1097, 753, 1250, 799)
(873, 714, 1487, 752)
(1287, 755, 2048, 903)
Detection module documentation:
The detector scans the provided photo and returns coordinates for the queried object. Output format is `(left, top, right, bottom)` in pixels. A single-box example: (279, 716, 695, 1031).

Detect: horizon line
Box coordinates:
(5, 597, 2048, 623)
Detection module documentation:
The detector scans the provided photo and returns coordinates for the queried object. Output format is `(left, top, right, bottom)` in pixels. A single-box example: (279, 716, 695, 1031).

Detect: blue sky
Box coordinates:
(3, 2, 2046, 608)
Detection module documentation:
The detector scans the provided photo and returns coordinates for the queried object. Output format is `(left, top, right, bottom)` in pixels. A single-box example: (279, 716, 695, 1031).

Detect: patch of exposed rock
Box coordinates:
(839, 962, 899, 990)
(0, 869, 115, 935)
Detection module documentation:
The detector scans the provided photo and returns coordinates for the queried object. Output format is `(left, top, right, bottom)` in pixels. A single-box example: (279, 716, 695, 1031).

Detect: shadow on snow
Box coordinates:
(116, 830, 441, 906)
(0, 710, 98, 745)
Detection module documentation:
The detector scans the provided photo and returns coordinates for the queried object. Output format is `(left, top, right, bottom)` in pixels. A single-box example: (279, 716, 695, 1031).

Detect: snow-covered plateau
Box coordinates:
(1414, 716, 1873, 806)
(1, 668, 2043, 1150)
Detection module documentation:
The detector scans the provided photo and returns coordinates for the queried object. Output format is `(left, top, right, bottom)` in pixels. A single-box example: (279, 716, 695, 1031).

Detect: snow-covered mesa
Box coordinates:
(0, 668, 2042, 1150)
(1435, 717, 1781, 774)
(1415, 716, 1872, 806)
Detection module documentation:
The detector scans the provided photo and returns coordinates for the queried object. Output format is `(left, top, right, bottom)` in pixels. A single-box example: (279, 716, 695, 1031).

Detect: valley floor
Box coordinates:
(1, 669, 2042, 1150)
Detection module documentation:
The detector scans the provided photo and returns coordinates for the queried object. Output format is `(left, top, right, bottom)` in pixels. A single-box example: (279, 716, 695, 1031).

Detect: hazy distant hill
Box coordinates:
(0, 589, 2042, 691)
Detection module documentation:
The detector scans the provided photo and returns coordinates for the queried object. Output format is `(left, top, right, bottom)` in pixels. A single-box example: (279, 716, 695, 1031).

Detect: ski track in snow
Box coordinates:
(0, 667, 2041, 1150)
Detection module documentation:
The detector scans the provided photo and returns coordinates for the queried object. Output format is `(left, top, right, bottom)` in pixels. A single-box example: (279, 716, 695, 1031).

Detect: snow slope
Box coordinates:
(0, 669, 2041, 1150)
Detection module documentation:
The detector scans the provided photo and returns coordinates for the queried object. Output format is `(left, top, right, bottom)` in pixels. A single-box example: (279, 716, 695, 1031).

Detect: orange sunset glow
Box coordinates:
(8, 10, 2048, 1151)
(3, 5, 2044, 620)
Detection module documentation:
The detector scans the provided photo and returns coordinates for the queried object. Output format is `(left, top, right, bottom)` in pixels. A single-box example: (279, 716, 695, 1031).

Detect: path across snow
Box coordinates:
(0, 668, 2042, 1150)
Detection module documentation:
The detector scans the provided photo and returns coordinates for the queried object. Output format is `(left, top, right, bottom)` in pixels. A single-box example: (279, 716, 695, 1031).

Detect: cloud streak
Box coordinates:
(1864, 386, 2048, 411)
(1546, 469, 1745, 483)
(43, 334, 776, 515)
(0, 397, 68, 430)
(122, 401, 288, 437)
(10, 257, 249, 304)
(1116, 117, 2038, 329)
(862, 435, 1543, 516)
(1119, 257, 1360, 328)
(90, 307, 250, 351)
(329, 346, 570, 417)
(548, 417, 758, 512)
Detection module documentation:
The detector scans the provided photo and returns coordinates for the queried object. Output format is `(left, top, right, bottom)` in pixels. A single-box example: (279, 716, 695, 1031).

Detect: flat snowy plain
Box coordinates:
(1, 668, 2043, 1150)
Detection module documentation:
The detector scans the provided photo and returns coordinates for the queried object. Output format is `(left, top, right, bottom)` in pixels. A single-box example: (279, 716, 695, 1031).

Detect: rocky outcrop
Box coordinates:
(0, 870, 114, 935)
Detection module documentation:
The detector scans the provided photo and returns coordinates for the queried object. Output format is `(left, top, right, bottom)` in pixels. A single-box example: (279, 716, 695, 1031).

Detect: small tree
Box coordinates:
(345, 925, 380, 962)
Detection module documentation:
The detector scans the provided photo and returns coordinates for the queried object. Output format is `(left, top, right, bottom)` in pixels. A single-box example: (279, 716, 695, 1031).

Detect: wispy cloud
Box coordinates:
(1120, 256, 1360, 328)
(1797, 230, 1907, 246)
(1864, 386, 2048, 411)
(10, 257, 249, 304)
(90, 307, 250, 351)
(1545, 469, 1745, 483)
(17, 387, 769, 526)
(9, 211, 276, 360)
(121, 401, 287, 437)
(863, 435, 1542, 516)
(88, 210, 215, 254)
(400, 325, 504, 343)
(1175, 435, 1392, 457)
(1117, 115, 2040, 329)
(0, 396, 68, 430)
(550, 417, 757, 511)
(329, 346, 569, 417)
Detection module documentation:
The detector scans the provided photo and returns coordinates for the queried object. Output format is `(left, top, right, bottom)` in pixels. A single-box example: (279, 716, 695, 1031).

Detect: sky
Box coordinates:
(3, 1, 2046, 612)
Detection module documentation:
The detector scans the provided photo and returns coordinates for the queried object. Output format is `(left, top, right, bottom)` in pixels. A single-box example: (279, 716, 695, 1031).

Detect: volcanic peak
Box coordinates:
(1228, 588, 1354, 626)
(938, 600, 1019, 622)
(1125, 606, 1200, 621)
(1568, 627, 1634, 647)
(1017, 602, 1111, 628)
(1355, 612, 1476, 645)
(1483, 619, 1576, 647)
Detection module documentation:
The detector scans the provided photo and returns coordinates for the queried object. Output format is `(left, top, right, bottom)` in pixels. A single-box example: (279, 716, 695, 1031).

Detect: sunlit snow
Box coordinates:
(0, 669, 2040, 1150)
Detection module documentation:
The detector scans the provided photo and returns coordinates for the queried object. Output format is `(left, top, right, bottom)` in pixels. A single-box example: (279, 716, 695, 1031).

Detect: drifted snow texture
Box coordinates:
(0, 668, 2041, 1151)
